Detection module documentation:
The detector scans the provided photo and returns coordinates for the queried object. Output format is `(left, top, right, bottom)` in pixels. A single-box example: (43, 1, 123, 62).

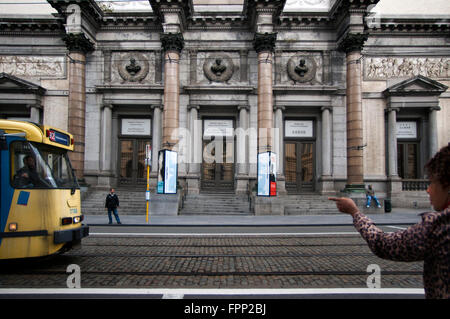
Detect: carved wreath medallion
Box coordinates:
(203, 54, 234, 83)
(287, 55, 317, 83)
(117, 52, 149, 83)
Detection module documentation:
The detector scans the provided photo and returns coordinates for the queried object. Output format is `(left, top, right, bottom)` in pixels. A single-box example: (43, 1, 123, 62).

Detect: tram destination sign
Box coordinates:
(47, 129, 70, 146)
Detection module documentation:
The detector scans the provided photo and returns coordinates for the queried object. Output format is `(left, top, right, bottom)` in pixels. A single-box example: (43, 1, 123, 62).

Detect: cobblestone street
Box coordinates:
(0, 233, 423, 290)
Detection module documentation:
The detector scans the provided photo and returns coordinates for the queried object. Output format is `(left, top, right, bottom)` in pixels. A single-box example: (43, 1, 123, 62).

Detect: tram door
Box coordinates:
(119, 139, 151, 186)
(285, 141, 315, 193)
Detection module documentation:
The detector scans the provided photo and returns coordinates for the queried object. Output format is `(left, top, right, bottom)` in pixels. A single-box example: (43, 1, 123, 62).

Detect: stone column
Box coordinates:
(151, 105, 163, 172)
(188, 104, 200, 174)
(339, 33, 367, 192)
(237, 105, 249, 175)
(235, 105, 250, 194)
(254, 32, 277, 153)
(160, 33, 184, 150)
(429, 106, 440, 159)
(321, 106, 332, 177)
(100, 104, 113, 172)
(274, 105, 286, 195)
(98, 104, 113, 186)
(386, 107, 402, 196)
(387, 107, 399, 178)
(63, 32, 94, 180)
(320, 106, 334, 194)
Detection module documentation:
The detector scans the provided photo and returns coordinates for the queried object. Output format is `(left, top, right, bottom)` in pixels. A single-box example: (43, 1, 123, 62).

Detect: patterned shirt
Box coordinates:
(352, 208, 449, 299)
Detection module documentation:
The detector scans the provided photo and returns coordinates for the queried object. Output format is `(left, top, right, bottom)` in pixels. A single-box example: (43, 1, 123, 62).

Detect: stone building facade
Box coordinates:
(0, 0, 449, 213)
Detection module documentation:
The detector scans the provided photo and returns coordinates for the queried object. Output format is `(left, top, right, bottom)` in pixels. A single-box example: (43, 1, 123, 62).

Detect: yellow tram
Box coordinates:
(0, 120, 88, 259)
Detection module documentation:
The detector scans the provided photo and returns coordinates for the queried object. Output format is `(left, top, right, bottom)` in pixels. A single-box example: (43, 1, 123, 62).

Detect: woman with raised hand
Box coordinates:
(329, 144, 449, 299)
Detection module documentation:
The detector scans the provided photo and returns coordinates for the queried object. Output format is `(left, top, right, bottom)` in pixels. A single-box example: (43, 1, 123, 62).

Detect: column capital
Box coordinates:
(187, 104, 200, 111)
(338, 33, 368, 54)
(238, 104, 250, 111)
(161, 32, 184, 53)
(321, 106, 332, 113)
(151, 104, 164, 110)
(253, 32, 277, 53)
(102, 103, 113, 110)
(386, 107, 400, 113)
(273, 105, 285, 111)
(429, 106, 441, 112)
(63, 32, 95, 54)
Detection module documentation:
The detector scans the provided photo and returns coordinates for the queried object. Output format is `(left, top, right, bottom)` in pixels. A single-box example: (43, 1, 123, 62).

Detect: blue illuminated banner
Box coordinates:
(257, 152, 277, 197)
(157, 149, 178, 194)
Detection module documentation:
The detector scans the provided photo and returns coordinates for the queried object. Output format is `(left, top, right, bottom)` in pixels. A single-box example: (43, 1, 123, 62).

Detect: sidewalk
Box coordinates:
(84, 207, 426, 226)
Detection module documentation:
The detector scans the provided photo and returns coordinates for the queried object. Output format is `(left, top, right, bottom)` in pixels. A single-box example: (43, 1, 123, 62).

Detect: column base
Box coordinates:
(186, 174, 200, 195)
(149, 193, 181, 216)
(319, 175, 335, 195)
(254, 196, 284, 215)
(276, 175, 287, 195)
(388, 176, 402, 196)
(236, 175, 249, 195)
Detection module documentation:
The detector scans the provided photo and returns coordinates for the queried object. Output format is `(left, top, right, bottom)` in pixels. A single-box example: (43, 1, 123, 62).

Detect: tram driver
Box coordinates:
(13, 155, 44, 188)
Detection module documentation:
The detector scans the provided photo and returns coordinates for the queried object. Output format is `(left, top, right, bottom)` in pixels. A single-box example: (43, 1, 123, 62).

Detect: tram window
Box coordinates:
(10, 141, 78, 189)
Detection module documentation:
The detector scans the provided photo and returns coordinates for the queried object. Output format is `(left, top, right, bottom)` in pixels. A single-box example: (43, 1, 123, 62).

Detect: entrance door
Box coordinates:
(285, 141, 315, 193)
(119, 139, 151, 186)
(397, 142, 419, 179)
(201, 138, 234, 191)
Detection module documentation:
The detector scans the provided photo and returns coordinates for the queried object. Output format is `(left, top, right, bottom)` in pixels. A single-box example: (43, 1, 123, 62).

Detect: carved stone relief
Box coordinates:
(287, 54, 318, 84)
(112, 52, 151, 84)
(0, 55, 66, 78)
(364, 57, 450, 80)
(203, 54, 234, 83)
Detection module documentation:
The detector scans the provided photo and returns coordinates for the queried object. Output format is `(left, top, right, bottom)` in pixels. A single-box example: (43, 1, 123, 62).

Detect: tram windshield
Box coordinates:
(11, 140, 79, 189)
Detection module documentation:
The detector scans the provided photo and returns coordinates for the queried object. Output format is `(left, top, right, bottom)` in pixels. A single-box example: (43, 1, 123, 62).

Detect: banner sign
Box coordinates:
(157, 149, 178, 194)
(257, 152, 277, 196)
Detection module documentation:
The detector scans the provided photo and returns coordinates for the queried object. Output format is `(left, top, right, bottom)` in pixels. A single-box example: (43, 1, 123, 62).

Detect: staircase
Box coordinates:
(282, 194, 341, 215)
(180, 192, 251, 216)
(81, 188, 147, 215)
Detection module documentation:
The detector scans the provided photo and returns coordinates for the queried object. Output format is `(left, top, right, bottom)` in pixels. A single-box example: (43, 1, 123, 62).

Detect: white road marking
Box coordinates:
(89, 232, 360, 237)
(0, 288, 424, 297)
(386, 226, 407, 230)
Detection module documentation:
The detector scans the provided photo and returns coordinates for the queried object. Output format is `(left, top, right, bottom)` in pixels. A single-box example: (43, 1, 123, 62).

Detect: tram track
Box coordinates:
(0, 232, 424, 289)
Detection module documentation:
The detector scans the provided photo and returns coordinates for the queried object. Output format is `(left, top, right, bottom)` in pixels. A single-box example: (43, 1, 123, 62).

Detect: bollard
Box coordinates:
(384, 198, 391, 213)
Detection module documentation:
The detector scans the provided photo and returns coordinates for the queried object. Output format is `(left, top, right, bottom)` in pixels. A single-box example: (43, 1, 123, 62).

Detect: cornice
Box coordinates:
(366, 16, 450, 33)
(189, 14, 247, 31)
(101, 13, 158, 28)
(0, 16, 64, 33)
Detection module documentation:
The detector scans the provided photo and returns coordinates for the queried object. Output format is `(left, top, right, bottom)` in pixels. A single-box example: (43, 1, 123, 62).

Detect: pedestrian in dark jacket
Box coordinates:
(329, 144, 450, 299)
(105, 188, 121, 224)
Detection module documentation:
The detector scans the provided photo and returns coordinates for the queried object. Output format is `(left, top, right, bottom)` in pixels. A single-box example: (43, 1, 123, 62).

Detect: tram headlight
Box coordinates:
(8, 223, 18, 232)
(73, 216, 81, 224)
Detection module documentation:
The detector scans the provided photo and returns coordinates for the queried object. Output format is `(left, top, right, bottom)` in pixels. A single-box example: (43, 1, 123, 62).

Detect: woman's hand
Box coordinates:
(328, 197, 360, 217)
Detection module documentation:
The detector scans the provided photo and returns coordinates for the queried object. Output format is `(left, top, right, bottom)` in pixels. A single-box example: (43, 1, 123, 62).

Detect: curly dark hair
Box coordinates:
(425, 143, 450, 189)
